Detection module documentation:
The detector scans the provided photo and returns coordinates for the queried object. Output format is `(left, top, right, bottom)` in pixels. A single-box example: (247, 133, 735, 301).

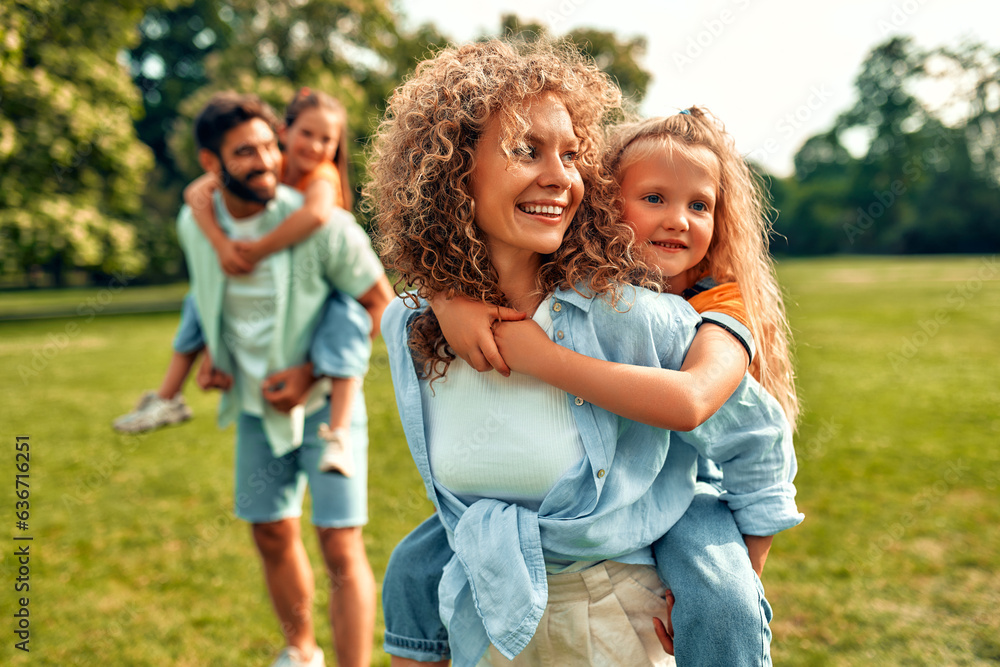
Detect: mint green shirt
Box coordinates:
(176, 185, 384, 456)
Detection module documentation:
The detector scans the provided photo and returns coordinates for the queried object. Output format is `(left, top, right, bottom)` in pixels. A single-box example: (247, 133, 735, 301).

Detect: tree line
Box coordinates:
(1, 1, 997, 286)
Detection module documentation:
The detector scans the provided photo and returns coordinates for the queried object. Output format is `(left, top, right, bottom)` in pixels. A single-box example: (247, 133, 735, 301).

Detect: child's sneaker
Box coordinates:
(318, 424, 354, 477)
(270, 646, 325, 667)
(112, 392, 193, 433)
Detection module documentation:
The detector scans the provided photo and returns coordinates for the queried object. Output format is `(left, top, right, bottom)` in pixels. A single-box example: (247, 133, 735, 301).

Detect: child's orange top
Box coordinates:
(281, 158, 346, 208)
(682, 275, 757, 372)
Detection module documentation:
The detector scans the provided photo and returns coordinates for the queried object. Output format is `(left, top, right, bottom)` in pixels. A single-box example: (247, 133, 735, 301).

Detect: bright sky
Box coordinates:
(396, 0, 999, 176)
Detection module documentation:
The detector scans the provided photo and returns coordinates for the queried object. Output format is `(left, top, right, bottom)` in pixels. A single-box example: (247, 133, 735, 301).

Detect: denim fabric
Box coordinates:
(172, 293, 206, 354)
(234, 397, 369, 527)
(381, 287, 802, 666)
(383, 492, 773, 666)
(309, 289, 372, 379)
(653, 486, 773, 667)
(382, 515, 452, 661)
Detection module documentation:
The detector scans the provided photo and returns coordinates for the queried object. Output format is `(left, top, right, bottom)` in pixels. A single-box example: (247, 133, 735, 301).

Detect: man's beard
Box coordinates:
(219, 163, 276, 204)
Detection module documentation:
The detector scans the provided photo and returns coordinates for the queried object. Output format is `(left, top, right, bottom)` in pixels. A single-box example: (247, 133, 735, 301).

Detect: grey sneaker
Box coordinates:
(270, 646, 325, 667)
(112, 393, 193, 433)
(318, 424, 354, 477)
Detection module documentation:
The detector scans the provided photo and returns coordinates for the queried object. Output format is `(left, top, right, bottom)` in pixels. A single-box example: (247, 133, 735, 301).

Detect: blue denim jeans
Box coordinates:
(172, 293, 206, 354)
(653, 482, 773, 667)
(382, 514, 452, 661)
(382, 480, 772, 665)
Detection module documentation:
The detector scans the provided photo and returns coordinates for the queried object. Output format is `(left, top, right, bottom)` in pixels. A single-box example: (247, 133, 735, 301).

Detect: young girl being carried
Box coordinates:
(114, 88, 367, 477)
(384, 107, 801, 666)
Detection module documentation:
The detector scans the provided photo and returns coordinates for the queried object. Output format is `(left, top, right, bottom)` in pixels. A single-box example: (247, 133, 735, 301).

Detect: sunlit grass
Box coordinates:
(0, 254, 997, 665)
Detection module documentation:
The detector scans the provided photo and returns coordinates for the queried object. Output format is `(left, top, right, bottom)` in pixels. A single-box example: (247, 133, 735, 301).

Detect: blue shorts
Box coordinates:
(172, 293, 206, 354)
(234, 399, 369, 527)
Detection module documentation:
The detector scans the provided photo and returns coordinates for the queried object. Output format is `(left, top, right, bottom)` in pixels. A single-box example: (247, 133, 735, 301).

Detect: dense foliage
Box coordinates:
(771, 37, 1000, 255)
(2, 3, 997, 285)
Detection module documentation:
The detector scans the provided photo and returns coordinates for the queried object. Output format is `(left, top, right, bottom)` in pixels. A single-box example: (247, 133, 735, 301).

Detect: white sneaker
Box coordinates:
(112, 392, 193, 433)
(270, 646, 325, 667)
(318, 424, 355, 477)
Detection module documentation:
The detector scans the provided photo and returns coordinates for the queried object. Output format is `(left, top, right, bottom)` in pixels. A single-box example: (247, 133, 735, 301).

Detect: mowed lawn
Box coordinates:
(0, 254, 997, 666)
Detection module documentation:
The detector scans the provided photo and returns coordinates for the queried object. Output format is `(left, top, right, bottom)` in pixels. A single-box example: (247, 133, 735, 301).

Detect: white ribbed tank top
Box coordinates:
(423, 296, 585, 511)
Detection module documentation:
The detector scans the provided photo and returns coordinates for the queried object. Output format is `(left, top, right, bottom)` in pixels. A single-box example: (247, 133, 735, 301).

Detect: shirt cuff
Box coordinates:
(720, 483, 804, 536)
(698, 311, 755, 363)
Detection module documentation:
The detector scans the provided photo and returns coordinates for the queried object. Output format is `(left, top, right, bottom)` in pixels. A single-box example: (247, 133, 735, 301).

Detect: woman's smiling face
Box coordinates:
(468, 93, 584, 267)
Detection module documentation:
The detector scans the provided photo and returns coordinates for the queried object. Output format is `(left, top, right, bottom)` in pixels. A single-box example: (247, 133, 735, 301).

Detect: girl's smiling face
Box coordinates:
(468, 93, 584, 269)
(281, 106, 342, 175)
(619, 143, 719, 294)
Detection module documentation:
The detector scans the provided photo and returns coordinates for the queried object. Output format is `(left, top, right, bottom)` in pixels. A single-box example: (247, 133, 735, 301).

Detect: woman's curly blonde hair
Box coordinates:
(364, 38, 652, 380)
(605, 107, 800, 425)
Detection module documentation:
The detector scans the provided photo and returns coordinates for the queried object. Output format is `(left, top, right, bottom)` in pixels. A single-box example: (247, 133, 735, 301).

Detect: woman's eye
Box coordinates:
(562, 151, 578, 163)
(513, 145, 536, 158)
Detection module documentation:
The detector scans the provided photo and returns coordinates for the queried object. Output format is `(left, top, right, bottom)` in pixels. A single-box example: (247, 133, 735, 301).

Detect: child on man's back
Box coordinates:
(113, 88, 366, 477)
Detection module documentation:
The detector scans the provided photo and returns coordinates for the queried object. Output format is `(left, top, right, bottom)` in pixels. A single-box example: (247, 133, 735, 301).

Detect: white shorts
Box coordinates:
(480, 560, 674, 666)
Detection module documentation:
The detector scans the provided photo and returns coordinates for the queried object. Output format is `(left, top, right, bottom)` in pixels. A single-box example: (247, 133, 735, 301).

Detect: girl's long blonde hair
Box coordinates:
(364, 38, 652, 380)
(607, 108, 799, 425)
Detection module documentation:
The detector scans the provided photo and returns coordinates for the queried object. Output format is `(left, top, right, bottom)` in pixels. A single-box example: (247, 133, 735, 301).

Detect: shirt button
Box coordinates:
(574, 396, 584, 406)
(597, 469, 606, 478)
(553, 302, 562, 312)
(556, 330, 564, 340)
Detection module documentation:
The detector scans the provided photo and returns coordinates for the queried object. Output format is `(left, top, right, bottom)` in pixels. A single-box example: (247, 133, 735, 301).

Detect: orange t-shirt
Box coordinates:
(685, 279, 750, 331)
(281, 157, 346, 209)
(683, 275, 757, 374)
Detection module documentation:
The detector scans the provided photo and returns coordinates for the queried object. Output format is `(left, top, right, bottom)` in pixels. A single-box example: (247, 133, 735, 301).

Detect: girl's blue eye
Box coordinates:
(691, 202, 707, 212)
(643, 194, 662, 204)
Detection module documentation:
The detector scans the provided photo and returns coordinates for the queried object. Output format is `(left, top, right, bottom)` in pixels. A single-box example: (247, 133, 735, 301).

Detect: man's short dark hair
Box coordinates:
(194, 92, 279, 155)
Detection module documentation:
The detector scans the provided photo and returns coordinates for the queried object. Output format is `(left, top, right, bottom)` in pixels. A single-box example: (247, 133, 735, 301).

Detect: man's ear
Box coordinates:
(198, 148, 221, 176)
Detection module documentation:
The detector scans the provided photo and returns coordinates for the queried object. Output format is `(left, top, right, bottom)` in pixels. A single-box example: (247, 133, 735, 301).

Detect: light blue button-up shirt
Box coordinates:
(382, 284, 803, 666)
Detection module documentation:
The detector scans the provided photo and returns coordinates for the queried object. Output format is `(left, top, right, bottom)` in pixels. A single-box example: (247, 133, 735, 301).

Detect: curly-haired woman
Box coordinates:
(367, 39, 800, 667)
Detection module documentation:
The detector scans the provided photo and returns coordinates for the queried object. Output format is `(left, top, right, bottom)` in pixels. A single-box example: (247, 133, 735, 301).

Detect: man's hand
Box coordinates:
(653, 589, 676, 655)
(196, 352, 233, 391)
(261, 362, 317, 413)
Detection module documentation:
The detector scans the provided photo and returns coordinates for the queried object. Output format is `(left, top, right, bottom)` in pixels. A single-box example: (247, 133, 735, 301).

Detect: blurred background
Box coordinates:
(1, 0, 998, 289)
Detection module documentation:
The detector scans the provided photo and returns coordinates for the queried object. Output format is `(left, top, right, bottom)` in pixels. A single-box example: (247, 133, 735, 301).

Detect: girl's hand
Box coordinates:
(493, 319, 554, 376)
(234, 239, 267, 267)
(653, 590, 675, 655)
(429, 294, 526, 376)
(216, 239, 254, 276)
(183, 172, 219, 211)
(196, 352, 233, 391)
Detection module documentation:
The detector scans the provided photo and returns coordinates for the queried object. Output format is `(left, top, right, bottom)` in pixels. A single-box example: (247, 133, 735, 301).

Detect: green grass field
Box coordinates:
(1, 255, 998, 666)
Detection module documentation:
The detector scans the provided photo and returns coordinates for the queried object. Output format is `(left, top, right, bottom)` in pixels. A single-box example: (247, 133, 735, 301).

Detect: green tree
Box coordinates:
(164, 0, 450, 186)
(781, 36, 1000, 255)
(497, 14, 651, 106)
(0, 0, 172, 285)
